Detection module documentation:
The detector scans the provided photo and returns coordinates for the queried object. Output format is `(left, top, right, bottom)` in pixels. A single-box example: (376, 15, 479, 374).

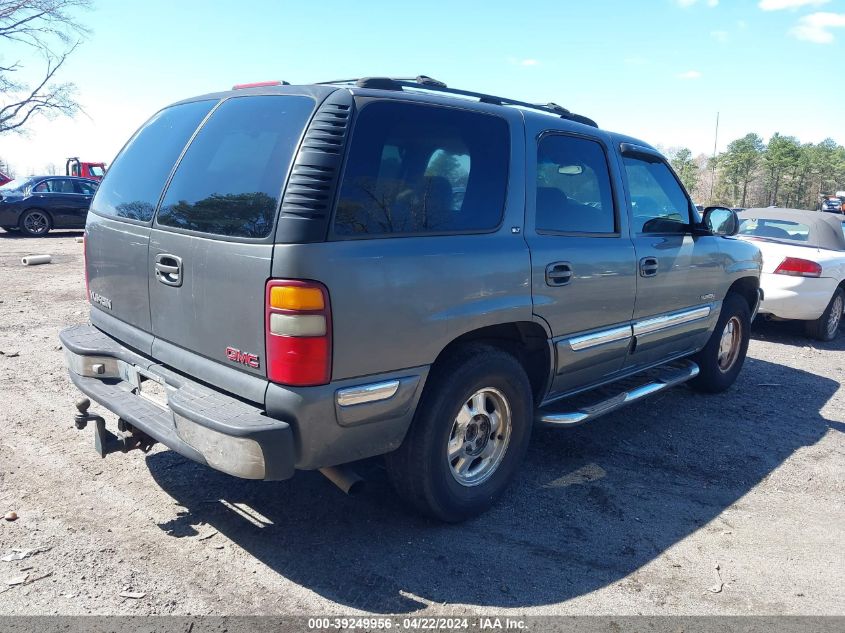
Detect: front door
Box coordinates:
(620, 149, 723, 369)
(525, 131, 637, 396)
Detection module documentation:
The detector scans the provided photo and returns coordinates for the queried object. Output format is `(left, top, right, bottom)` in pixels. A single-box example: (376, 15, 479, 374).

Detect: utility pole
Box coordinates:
(709, 112, 719, 204)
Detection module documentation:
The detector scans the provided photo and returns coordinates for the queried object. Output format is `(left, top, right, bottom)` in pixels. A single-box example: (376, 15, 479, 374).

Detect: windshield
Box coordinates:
(89, 165, 105, 177)
(0, 178, 32, 191)
(738, 217, 810, 241)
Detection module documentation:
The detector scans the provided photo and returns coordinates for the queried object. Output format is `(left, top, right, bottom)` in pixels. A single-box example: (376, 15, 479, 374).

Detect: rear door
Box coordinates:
(85, 100, 217, 350)
(524, 128, 637, 395)
(147, 94, 316, 384)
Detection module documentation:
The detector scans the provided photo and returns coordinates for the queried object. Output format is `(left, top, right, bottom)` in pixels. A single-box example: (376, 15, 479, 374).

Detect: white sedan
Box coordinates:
(736, 208, 845, 341)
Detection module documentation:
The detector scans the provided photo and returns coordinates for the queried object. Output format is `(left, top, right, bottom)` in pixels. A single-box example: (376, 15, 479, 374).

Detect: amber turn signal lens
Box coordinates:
(269, 285, 325, 311)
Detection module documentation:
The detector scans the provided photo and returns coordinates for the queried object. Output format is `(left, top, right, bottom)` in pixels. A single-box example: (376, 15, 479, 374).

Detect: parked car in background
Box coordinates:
(0, 171, 11, 186)
(737, 208, 845, 341)
(821, 196, 843, 214)
(0, 176, 99, 236)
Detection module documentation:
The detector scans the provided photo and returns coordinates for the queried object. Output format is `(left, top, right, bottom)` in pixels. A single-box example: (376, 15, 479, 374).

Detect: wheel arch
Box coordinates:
(727, 276, 759, 315)
(429, 321, 552, 404)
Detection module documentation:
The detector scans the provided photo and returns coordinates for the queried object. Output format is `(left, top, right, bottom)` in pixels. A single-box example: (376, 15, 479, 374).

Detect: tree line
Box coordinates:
(666, 134, 845, 210)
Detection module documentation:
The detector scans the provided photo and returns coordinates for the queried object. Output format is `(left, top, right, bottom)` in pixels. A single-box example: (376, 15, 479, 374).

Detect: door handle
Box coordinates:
(545, 261, 573, 286)
(154, 254, 183, 287)
(639, 256, 659, 277)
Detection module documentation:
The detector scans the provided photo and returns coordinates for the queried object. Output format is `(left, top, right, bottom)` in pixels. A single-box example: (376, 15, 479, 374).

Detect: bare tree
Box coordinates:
(0, 0, 90, 134)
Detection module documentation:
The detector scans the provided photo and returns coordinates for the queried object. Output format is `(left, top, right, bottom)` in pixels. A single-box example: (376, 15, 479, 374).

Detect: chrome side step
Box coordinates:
(536, 360, 700, 427)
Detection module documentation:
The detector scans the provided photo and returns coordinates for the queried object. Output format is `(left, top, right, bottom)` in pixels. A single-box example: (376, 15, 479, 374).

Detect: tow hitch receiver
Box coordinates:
(74, 398, 157, 457)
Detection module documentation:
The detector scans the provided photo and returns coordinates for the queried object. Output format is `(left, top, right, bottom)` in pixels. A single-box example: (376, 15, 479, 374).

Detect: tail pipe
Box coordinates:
(319, 465, 364, 495)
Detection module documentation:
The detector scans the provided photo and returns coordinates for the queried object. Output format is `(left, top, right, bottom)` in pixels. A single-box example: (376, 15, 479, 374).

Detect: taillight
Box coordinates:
(773, 257, 822, 278)
(265, 280, 331, 386)
(82, 233, 90, 300)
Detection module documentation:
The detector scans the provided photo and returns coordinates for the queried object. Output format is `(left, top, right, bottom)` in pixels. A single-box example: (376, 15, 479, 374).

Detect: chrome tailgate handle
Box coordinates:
(154, 254, 183, 287)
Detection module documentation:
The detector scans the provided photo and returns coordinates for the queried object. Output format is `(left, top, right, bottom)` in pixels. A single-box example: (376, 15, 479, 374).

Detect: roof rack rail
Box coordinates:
(316, 76, 598, 128)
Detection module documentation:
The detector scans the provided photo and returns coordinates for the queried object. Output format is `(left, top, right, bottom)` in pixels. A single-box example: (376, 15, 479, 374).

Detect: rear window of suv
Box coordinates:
(92, 100, 216, 222)
(156, 95, 315, 239)
(333, 101, 509, 237)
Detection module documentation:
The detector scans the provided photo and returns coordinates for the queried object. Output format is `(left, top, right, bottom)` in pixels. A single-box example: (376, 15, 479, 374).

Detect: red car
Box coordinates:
(0, 171, 11, 186)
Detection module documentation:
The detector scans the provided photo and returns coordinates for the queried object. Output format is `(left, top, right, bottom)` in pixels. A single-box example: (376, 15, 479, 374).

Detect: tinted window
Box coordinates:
(75, 180, 98, 195)
(536, 135, 615, 233)
(52, 178, 76, 194)
(33, 181, 50, 193)
(623, 157, 692, 233)
(92, 100, 215, 222)
(156, 95, 314, 238)
(334, 101, 509, 236)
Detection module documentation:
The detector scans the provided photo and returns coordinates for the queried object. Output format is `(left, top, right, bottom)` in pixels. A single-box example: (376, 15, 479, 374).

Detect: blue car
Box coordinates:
(0, 175, 99, 236)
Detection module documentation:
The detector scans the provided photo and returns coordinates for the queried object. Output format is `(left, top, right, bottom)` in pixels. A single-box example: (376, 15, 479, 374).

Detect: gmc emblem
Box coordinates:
(225, 346, 260, 369)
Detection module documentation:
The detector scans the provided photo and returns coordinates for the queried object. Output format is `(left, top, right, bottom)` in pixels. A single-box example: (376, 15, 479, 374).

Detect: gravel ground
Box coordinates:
(0, 231, 843, 616)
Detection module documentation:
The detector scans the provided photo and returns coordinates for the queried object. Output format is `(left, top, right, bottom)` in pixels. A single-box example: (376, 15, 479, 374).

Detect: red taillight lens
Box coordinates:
(265, 280, 331, 386)
(773, 257, 822, 278)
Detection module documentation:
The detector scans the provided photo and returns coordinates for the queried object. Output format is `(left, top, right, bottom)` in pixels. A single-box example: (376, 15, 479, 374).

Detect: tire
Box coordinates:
(688, 292, 751, 394)
(386, 344, 533, 522)
(805, 287, 844, 342)
(18, 209, 52, 237)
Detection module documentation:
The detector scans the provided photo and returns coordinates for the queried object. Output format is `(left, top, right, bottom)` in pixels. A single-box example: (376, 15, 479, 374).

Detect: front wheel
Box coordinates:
(689, 293, 751, 394)
(805, 287, 844, 342)
(386, 344, 533, 522)
(19, 209, 51, 237)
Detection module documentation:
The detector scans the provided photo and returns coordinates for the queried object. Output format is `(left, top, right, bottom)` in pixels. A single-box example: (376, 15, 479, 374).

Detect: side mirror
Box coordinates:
(702, 206, 738, 236)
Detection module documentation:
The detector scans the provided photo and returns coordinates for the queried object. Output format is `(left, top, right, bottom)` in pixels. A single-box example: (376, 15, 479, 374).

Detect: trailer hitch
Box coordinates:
(74, 398, 156, 457)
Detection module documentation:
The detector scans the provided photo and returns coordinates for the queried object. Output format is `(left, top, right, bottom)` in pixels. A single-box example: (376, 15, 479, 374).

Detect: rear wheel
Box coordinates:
(386, 344, 533, 522)
(805, 287, 844, 342)
(689, 293, 751, 394)
(19, 209, 51, 237)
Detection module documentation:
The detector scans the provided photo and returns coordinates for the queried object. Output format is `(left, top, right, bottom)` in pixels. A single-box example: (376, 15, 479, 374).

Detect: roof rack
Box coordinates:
(316, 76, 598, 128)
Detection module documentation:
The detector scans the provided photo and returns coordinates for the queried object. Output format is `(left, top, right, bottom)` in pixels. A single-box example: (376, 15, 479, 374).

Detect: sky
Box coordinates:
(1, 0, 844, 176)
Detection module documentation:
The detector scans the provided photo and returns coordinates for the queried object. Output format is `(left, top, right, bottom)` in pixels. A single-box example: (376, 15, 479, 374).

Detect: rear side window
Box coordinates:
(92, 100, 215, 222)
(536, 135, 615, 233)
(334, 101, 509, 237)
(156, 95, 315, 239)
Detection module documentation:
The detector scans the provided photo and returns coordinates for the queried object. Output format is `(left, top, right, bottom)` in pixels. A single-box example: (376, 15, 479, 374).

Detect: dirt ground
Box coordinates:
(0, 230, 843, 616)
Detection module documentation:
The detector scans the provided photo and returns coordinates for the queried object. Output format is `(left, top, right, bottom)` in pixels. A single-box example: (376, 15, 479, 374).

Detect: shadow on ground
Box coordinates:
(0, 229, 83, 240)
(147, 357, 839, 612)
(751, 317, 845, 350)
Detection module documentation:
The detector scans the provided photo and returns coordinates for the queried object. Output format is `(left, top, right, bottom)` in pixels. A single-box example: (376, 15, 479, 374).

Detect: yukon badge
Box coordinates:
(90, 291, 112, 310)
(226, 346, 260, 369)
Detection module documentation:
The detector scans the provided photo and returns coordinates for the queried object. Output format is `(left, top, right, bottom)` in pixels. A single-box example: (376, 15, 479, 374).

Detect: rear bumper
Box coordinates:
(757, 273, 837, 321)
(60, 324, 295, 481)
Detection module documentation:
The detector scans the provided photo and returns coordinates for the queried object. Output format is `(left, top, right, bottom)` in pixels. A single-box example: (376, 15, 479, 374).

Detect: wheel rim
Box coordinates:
(447, 387, 512, 487)
(827, 295, 844, 337)
(717, 316, 742, 372)
(23, 211, 49, 235)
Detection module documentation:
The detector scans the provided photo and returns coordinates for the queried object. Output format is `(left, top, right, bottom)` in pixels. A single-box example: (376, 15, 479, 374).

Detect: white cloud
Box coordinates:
(520, 58, 539, 67)
(708, 0, 719, 6)
(789, 11, 845, 42)
(758, 0, 829, 11)
(674, 0, 718, 7)
(710, 29, 729, 41)
(677, 70, 703, 79)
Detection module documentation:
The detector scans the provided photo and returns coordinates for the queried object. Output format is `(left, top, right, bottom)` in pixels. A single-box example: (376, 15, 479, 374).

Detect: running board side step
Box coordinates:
(536, 360, 700, 427)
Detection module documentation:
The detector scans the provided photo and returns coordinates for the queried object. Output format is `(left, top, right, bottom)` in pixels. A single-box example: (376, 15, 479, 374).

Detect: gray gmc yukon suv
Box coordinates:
(61, 76, 762, 522)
